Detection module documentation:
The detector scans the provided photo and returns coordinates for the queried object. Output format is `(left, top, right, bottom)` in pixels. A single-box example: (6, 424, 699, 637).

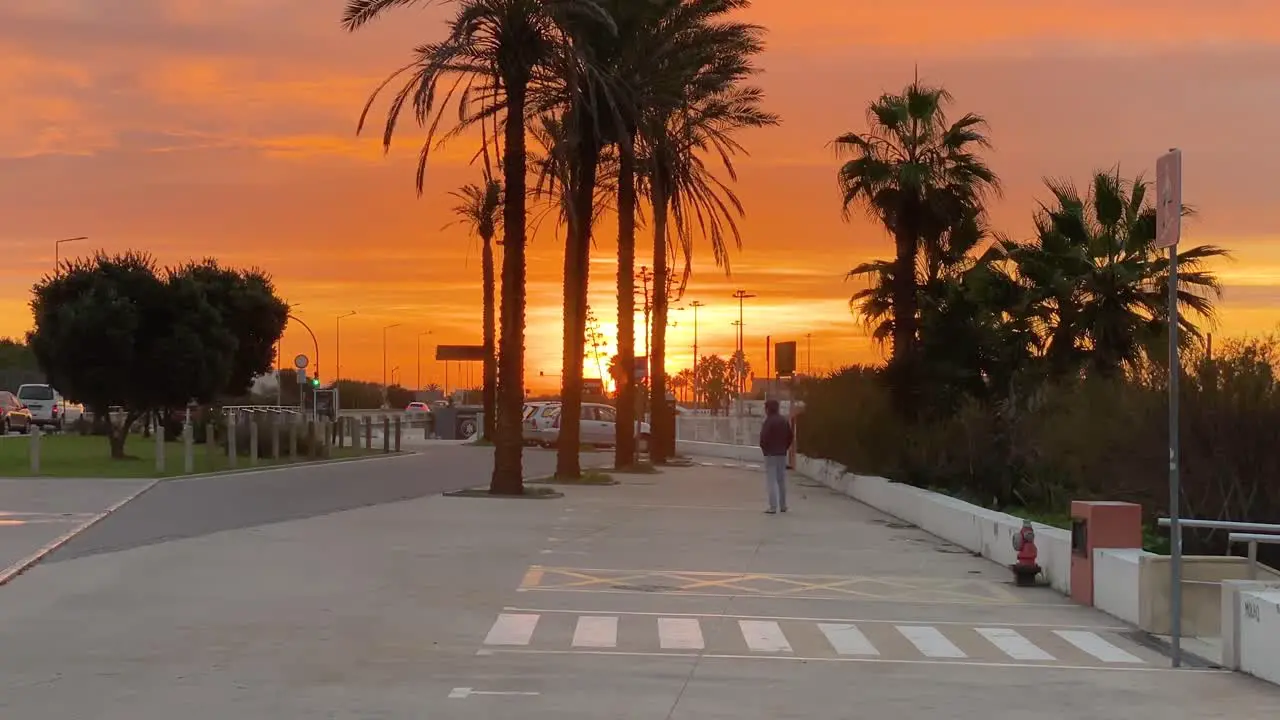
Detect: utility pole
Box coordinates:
(382, 323, 401, 408)
(336, 311, 356, 382)
(806, 333, 812, 376)
(690, 300, 705, 408)
(732, 289, 756, 401)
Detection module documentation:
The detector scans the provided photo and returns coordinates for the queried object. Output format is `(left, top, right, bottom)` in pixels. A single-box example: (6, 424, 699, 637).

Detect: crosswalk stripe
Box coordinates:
(1053, 630, 1144, 664)
(817, 623, 880, 656)
(976, 627, 1055, 661)
(572, 616, 618, 648)
(739, 620, 792, 652)
(896, 625, 967, 658)
(484, 613, 539, 646)
(658, 617, 705, 650)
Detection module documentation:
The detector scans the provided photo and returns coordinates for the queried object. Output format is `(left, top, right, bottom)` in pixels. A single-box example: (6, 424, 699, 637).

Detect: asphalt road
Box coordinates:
(46, 444, 606, 563)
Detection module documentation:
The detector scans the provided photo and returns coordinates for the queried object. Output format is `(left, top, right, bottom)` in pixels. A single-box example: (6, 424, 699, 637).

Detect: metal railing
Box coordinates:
(1228, 533, 1280, 580)
(1157, 518, 1280, 581)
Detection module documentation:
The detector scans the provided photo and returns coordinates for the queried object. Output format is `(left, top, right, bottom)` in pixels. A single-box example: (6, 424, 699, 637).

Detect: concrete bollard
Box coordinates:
(307, 421, 317, 459)
(227, 414, 237, 469)
(337, 417, 345, 449)
(382, 416, 391, 453)
(321, 420, 332, 458)
(249, 419, 259, 467)
(271, 417, 280, 460)
(183, 422, 194, 475)
(364, 416, 372, 450)
(394, 416, 402, 452)
(289, 419, 298, 460)
(29, 425, 41, 474)
(349, 416, 359, 449)
(155, 418, 165, 474)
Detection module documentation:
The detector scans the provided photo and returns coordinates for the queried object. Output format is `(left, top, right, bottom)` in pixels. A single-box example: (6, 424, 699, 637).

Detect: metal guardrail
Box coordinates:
(1228, 533, 1280, 580)
(1158, 517, 1280, 582)
(1157, 518, 1280, 534)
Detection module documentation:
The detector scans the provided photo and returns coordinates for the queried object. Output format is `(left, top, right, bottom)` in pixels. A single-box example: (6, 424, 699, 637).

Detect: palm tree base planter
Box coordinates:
(526, 470, 618, 486)
(608, 462, 660, 474)
(443, 487, 564, 499)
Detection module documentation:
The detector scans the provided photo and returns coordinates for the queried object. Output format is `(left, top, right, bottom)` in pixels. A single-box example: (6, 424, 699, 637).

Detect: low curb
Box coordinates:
(0, 477, 164, 587)
(0, 452, 419, 587)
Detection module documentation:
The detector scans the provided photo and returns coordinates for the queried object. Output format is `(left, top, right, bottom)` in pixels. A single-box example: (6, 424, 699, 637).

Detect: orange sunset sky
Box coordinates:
(3, 1, 1280, 393)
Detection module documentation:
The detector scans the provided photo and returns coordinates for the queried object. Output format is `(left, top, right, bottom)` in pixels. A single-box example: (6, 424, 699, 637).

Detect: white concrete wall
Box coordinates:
(1238, 588, 1280, 685)
(1094, 548, 1149, 627)
(675, 440, 761, 463)
(792, 454, 1072, 595)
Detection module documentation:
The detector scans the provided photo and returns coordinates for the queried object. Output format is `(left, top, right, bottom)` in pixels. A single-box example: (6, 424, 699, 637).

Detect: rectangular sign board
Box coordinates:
(1155, 149, 1182, 249)
(775, 341, 798, 377)
(436, 344, 487, 362)
(633, 356, 649, 381)
(583, 378, 604, 396)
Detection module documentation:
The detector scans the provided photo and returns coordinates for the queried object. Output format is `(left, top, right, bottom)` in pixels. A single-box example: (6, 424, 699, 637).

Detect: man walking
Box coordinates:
(759, 399, 793, 514)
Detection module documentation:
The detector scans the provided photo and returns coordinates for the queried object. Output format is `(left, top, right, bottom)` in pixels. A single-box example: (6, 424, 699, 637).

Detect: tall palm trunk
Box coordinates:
(614, 133, 638, 466)
(890, 206, 921, 418)
(556, 143, 599, 479)
(481, 230, 497, 442)
(648, 184, 672, 463)
(491, 81, 528, 495)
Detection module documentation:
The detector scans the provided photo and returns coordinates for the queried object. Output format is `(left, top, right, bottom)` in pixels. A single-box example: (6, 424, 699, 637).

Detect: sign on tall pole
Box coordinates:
(1156, 147, 1183, 668)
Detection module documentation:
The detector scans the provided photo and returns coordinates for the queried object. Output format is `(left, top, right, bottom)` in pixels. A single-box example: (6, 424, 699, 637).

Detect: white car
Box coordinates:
(16, 384, 82, 430)
(522, 402, 560, 445)
(532, 402, 650, 451)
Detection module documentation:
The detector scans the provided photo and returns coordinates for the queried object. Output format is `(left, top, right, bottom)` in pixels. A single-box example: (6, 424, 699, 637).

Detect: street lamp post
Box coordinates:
(54, 236, 88, 269)
(417, 331, 432, 392)
(731, 289, 756, 403)
(336, 311, 356, 382)
(383, 323, 402, 408)
(806, 333, 813, 376)
(690, 300, 704, 407)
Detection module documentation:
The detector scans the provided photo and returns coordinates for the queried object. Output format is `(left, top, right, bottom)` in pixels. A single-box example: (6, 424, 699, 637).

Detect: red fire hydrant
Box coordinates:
(1011, 520, 1041, 587)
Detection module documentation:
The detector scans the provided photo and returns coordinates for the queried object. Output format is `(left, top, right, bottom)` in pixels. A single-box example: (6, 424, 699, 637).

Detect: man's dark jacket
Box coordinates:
(759, 413, 793, 457)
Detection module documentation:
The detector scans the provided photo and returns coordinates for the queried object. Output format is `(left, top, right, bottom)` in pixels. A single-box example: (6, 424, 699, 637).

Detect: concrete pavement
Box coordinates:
(0, 455, 1276, 718)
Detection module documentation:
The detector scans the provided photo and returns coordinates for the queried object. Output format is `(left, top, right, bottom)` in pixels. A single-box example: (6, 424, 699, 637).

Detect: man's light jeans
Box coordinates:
(764, 455, 788, 511)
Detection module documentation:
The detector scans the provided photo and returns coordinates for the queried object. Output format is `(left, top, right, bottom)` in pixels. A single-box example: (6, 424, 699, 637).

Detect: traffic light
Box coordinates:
(310, 375, 320, 388)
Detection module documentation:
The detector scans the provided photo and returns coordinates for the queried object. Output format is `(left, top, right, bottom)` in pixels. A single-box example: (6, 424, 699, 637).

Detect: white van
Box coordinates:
(16, 384, 82, 430)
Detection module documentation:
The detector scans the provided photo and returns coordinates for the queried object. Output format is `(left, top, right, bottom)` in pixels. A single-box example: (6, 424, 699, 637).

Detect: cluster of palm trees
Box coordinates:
(342, 0, 778, 494)
(836, 80, 1227, 417)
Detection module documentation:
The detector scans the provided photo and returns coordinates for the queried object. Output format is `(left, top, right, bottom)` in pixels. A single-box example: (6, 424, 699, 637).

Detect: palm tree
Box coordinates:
(1003, 169, 1228, 379)
(646, 79, 778, 461)
(342, 0, 614, 494)
(833, 79, 1000, 416)
(446, 176, 503, 441)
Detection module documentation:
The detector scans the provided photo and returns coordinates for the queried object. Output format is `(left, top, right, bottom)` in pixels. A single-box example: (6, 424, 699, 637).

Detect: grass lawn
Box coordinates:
(0, 433, 384, 479)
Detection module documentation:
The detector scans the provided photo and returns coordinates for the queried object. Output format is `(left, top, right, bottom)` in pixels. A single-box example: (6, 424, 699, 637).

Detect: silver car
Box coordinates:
(533, 402, 650, 451)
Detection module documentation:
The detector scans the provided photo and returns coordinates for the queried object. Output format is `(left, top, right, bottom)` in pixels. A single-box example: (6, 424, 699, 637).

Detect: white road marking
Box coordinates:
(480, 648, 1219, 674)
(976, 627, 1055, 661)
(1054, 630, 1145, 664)
(896, 625, 967, 658)
(658, 617, 705, 650)
(450, 687, 540, 699)
(572, 615, 618, 648)
(484, 613, 540, 646)
(818, 623, 879, 656)
(739, 620, 792, 652)
(502, 606, 1123, 630)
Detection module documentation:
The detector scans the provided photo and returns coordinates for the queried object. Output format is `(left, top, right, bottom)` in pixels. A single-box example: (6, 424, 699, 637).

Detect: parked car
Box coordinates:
(405, 401, 431, 414)
(522, 401, 560, 445)
(17, 384, 81, 430)
(0, 391, 33, 435)
(531, 402, 650, 451)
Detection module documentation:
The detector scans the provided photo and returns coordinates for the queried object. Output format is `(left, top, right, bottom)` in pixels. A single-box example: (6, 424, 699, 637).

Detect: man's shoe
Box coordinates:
(764, 508, 777, 514)
(780, 507, 788, 513)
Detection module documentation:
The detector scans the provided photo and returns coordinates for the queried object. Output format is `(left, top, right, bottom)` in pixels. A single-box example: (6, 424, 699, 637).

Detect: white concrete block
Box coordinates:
(1093, 548, 1145, 627)
(1239, 589, 1280, 685)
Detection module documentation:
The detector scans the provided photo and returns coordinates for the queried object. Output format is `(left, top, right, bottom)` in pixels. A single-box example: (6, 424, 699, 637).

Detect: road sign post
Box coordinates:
(1156, 147, 1183, 668)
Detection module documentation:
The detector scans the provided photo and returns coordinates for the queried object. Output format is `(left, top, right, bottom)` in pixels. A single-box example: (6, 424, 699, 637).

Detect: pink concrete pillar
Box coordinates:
(1069, 500, 1143, 606)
